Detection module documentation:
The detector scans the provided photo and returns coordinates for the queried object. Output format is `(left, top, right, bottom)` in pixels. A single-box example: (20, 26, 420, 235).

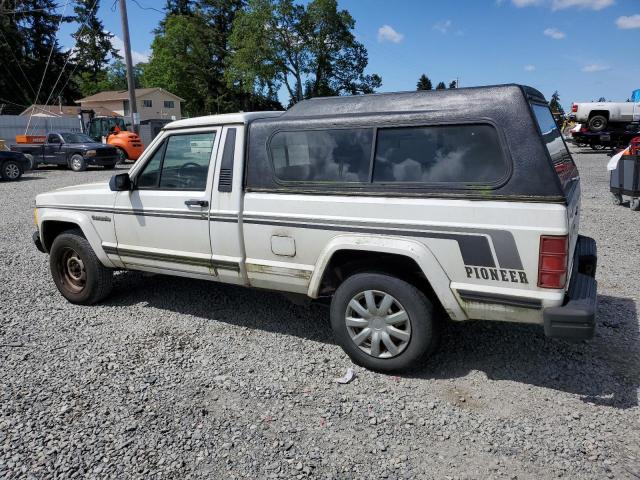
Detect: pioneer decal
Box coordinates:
(465, 266, 529, 284)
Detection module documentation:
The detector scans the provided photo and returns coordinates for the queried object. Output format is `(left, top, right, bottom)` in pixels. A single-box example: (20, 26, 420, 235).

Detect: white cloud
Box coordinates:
(512, 0, 543, 6)
(616, 14, 640, 29)
(111, 35, 149, 65)
(544, 27, 566, 39)
(433, 20, 452, 34)
(551, 0, 614, 10)
(377, 25, 404, 43)
(509, 0, 613, 8)
(582, 63, 610, 72)
(524, 64, 536, 71)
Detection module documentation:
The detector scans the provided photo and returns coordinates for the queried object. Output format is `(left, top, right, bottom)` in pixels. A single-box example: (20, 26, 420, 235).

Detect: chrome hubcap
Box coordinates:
(345, 290, 411, 359)
(5, 163, 19, 179)
(72, 158, 82, 169)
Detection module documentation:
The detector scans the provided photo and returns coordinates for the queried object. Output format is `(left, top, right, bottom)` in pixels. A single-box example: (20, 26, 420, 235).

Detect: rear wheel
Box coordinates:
(69, 154, 86, 172)
(330, 272, 439, 372)
(49, 229, 113, 304)
(631, 198, 640, 211)
(588, 115, 607, 132)
(1, 160, 22, 181)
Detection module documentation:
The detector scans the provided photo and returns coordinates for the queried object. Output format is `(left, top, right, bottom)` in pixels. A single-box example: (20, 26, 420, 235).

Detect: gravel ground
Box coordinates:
(1, 147, 639, 479)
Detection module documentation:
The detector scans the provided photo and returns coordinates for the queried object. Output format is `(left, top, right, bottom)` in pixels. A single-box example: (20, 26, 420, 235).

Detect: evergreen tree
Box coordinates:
(550, 90, 564, 115)
(3, 0, 79, 106)
(72, 0, 121, 96)
(416, 74, 432, 91)
(435, 81, 446, 90)
(448, 80, 457, 89)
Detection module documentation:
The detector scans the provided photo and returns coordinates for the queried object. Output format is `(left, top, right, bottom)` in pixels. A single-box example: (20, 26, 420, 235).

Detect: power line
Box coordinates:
(130, 0, 163, 14)
(0, 3, 64, 14)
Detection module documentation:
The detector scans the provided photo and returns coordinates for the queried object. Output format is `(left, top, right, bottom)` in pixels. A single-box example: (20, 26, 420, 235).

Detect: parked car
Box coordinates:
(32, 85, 598, 372)
(11, 132, 119, 171)
(571, 93, 640, 132)
(0, 146, 31, 181)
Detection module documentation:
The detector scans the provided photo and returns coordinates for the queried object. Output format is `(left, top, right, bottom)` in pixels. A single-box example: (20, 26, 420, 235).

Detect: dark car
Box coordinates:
(0, 149, 31, 181)
(11, 132, 119, 171)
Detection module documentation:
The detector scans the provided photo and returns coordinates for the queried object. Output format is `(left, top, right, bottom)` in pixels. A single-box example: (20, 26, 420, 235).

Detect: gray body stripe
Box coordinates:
(457, 289, 542, 310)
(103, 245, 240, 272)
(42, 204, 522, 270)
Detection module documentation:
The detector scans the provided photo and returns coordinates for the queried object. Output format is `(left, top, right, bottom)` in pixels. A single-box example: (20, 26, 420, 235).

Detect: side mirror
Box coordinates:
(109, 173, 132, 191)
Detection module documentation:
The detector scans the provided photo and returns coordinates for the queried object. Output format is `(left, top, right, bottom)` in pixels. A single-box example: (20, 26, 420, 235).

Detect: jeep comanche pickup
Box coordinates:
(33, 85, 598, 372)
(12, 132, 119, 171)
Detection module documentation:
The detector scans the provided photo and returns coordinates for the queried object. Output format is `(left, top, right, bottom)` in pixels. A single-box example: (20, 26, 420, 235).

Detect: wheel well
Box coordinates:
(318, 249, 443, 310)
(589, 110, 609, 120)
(41, 221, 82, 251)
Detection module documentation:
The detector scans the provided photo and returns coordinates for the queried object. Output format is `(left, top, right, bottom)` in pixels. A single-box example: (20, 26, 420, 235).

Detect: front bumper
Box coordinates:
(86, 155, 119, 166)
(33, 230, 45, 253)
(543, 236, 597, 340)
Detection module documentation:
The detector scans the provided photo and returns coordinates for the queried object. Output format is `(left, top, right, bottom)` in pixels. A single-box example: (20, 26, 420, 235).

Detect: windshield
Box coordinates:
(532, 104, 577, 191)
(60, 133, 96, 144)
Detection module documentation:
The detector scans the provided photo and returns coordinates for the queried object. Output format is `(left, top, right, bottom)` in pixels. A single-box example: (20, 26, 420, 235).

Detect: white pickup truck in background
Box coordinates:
(571, 90, 640, 132)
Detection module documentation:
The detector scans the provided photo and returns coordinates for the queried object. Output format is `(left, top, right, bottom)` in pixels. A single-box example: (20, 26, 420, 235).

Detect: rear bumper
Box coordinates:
(543, 236, 597, 340)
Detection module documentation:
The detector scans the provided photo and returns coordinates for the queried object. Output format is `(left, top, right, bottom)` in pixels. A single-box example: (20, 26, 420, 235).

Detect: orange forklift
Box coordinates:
(80, 110, 144, 162)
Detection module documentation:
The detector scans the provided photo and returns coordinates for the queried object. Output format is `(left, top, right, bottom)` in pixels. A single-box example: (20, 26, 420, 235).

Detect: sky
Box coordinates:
(56, 0, 640, 110)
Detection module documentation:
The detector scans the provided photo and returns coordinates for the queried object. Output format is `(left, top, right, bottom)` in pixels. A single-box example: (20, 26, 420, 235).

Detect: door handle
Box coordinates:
(184, 200, 209, 207)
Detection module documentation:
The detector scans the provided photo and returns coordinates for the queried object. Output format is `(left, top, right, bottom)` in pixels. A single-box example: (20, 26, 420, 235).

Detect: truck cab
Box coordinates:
(32, 85, 598, 372)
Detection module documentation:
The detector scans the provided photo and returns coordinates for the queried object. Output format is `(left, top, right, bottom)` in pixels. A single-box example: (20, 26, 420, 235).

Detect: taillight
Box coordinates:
(571, 104, 578, 113)
(630, 137, 640, 156)
(538, 235, 568, 289)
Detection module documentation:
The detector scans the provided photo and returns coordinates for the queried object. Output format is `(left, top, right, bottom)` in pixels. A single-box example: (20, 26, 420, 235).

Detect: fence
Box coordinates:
(0, 115, 83, 143)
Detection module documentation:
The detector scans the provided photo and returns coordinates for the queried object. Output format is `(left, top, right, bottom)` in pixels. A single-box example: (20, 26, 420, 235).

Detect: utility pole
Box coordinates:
(119, 0, 138, 134)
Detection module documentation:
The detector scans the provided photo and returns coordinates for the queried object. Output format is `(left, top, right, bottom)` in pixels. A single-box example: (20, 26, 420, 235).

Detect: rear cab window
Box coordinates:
(531, 104, 577, 192)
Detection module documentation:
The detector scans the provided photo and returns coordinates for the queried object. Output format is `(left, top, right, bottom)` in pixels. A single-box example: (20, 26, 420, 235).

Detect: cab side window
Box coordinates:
(136, 132, 216, 190)
(48, 134, 60, 144)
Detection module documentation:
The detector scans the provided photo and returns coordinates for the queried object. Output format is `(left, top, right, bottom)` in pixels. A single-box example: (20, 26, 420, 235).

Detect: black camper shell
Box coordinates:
(245, 84, 575, 203)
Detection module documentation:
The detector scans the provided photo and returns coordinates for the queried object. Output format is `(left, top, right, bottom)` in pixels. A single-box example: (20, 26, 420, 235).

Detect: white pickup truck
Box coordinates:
(571, 95, 640, 132)
(33, 85, 598, 372)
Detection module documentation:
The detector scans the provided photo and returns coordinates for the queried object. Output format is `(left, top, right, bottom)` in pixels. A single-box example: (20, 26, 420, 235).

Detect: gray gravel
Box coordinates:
(1, 149, 639, 479)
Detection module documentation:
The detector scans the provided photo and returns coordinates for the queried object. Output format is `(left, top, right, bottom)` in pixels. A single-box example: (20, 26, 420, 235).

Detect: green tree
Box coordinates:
(72, 0, 121, 97)
(435, 81, 446, 90)
(448, 80, 457, 89)
(227, 0, 381, 105)
(550, 90, 564, 115)
(416, 74, 432, 91)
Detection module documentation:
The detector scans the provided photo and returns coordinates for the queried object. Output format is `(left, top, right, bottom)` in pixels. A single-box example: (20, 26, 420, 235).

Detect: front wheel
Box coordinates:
(1, 160, 23, 181)
(631, 198, 640, 211)
(330, 273, 439, 372)
(49, 229, 113, 305)
(69, 154, 86, 172)
(612, 193, 623, 206)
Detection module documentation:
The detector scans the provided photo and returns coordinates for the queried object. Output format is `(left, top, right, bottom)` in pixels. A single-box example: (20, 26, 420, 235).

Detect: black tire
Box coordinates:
(631, 198, 640, 211)
(588, 115, 607, 133)
(612, 193, 623, 206)
(49, 229, 113, 305)
(69, 153, 87, 172)
(116, 148, 128, 164)
(1, 160, 23, 181)
(330, 272, 439, 372)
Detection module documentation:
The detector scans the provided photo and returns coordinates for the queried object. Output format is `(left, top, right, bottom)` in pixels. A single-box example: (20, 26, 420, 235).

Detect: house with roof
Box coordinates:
(77, 88, 184, 122)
